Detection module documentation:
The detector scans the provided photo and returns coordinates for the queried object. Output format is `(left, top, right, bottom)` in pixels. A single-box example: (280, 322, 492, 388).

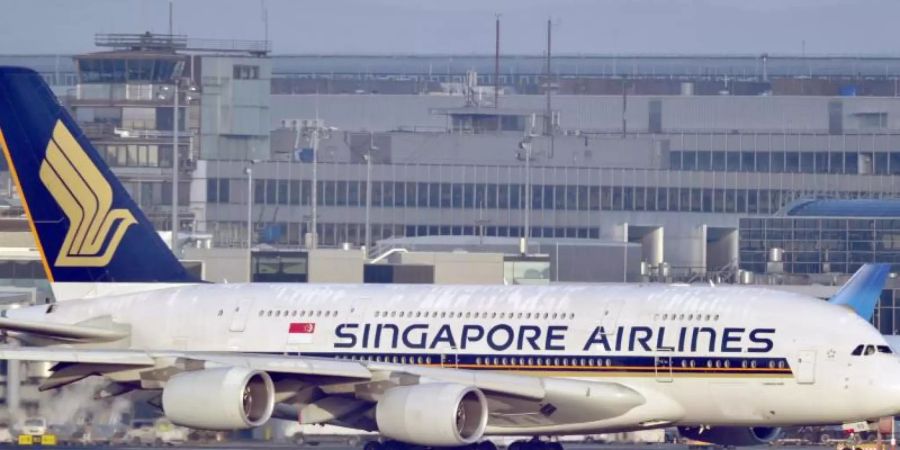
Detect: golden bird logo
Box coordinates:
(38, 121, 136, 267)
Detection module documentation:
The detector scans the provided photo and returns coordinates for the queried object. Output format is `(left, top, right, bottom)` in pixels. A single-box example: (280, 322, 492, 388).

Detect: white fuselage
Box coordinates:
(14, 282, 900, 432)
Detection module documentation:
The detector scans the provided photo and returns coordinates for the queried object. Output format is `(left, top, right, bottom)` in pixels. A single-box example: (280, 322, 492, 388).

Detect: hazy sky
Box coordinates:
(0, 0, 896, 55)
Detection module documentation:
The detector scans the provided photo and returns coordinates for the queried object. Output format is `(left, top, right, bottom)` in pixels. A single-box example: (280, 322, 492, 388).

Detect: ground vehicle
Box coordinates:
(125, 419, 188, 446)
(19, 418, 47, 437)
(0, 424, 13, 444)
(284, 423, 376, 446)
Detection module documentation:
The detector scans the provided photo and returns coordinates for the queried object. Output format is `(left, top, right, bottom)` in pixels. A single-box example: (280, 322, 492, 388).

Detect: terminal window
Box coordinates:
(233, 65, 260, 80)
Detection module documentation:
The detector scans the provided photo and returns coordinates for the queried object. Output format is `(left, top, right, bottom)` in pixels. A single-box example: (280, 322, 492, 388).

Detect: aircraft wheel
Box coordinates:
(476, 441, 498, 450)
(508, 440, 528, 450)
(364, 441, 384, 450)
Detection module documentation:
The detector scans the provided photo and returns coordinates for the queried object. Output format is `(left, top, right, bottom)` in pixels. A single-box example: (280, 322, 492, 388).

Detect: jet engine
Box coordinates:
(678, 426, 782, 446)
(375, 383, 488, 447)
(162, 367, 275, 430)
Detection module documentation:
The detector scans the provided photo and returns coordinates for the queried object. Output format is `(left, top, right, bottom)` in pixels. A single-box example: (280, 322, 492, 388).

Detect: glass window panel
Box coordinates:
(741, 152, 754, 172)
(726, 152, 740, 172)
(830, 152, 844, 174)
(815, 152, 829, 174)
(771, 152, 785, 173)
(875, 152, 888, 175)
(670, 151, 682, 170)
(697, 151, 712, 171)
(683, 151, 696, 170)
(845, 152, 859, 174)
(756, 152, 770, 172)
(786, 152, 800, 173)
(711, 151, 726, 171)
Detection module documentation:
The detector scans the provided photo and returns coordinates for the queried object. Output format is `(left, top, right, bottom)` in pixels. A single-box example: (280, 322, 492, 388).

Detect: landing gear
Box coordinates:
(363, 440, 500, 450)
(508, 438, 563, 450)
(476, 440, 498, 450)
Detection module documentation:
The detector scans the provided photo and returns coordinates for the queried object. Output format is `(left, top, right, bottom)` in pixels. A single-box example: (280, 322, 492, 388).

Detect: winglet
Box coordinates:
(829, 263, 892, 320)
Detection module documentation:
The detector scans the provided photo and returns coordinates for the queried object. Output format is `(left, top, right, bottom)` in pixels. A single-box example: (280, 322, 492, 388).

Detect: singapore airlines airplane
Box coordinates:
(0, 66, 897, 450)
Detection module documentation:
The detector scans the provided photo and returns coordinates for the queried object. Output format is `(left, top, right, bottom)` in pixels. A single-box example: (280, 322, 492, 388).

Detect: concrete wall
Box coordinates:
(548, 242, 642, 282)
(393, 252, 504, 284)
(308, 249, 365, 283)
(272, 94, 900, 134)
(182, 247, 249, 282)
(200, 55, 271, 161)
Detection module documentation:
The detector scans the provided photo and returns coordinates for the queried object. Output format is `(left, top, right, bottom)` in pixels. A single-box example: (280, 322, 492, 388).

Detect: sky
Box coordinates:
(0, 0, 896, 56)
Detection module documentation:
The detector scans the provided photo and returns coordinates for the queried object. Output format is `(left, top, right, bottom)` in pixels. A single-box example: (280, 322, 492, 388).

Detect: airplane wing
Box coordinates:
(0, 346, 674, 434)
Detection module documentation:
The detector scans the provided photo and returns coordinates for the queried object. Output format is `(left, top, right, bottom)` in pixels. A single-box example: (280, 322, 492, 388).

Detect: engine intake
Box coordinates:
(679, 426, 782, 446)
(376, 383, 488, 447)
(162, 367, 274, 430)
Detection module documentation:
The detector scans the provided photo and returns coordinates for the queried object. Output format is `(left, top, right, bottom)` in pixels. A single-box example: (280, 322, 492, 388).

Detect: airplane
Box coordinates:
(0, 65, 897, 450)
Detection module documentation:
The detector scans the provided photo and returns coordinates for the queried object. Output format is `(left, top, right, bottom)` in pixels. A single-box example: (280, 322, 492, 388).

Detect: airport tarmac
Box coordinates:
(0, 444, 834, 450)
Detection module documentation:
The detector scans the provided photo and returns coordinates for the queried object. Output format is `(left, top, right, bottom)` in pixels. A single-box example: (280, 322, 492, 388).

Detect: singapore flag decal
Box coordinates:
(287, 322, 316, 344)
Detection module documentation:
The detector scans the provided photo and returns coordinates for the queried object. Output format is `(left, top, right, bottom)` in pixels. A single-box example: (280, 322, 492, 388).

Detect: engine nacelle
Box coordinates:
(376, 383, 488, 447)
(162, 367, 274, 430)
(678, 426, 782, 446)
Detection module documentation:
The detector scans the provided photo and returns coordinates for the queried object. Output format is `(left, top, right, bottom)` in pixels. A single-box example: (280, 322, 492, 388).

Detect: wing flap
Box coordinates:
(0, 317, 129, 342)
(197, 354, 372, 380)
(0, 347, 154, 365)
(401, 365, 545, 400)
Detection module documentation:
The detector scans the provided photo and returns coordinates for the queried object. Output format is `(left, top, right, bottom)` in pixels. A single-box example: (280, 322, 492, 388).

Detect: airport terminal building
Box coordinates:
(3, 37, 900, 331)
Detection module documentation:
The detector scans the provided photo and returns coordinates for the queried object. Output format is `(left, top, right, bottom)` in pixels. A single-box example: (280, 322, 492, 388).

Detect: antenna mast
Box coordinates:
(544, 18, 552, 136)
(494, 14, 501, 110)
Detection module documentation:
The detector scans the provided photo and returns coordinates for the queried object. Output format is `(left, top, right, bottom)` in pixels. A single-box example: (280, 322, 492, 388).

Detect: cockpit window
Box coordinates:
(853, 344, 893, 356)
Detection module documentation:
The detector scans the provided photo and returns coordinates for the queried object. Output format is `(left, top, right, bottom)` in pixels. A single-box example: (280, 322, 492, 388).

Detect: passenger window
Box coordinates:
(878, 345, 893, 354)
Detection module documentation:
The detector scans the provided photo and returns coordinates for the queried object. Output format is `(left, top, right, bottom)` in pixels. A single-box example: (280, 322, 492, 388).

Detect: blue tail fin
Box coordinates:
(0, 67, 197, 283)
(829, 263, 891, 320)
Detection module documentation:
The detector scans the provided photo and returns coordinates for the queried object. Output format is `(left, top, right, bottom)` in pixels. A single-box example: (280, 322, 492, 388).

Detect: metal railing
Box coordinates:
(94, 33, 270, 55)
(96, 33, 188, 51)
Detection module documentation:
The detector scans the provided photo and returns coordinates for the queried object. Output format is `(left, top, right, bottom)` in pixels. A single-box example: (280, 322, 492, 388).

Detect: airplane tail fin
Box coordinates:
(829, 263, 892, 320)
(0, 67, 197, 283)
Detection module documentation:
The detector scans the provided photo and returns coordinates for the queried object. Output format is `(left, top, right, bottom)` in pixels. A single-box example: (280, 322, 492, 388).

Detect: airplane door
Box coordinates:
(654, 348, 673, 383)
(229, 298, 254, 332)
(795, 350, 816, 384)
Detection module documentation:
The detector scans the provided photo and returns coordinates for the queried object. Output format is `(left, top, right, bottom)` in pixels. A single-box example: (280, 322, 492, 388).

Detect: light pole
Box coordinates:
(244, 160, 258, 282)
(311, 124, 318, 249)
(518, 136, 534, 253)
(166, 78, 196, 256)
(301, 121, 336, 249)
(364, 132, 379, 256)
(171, 82, 180, 255)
